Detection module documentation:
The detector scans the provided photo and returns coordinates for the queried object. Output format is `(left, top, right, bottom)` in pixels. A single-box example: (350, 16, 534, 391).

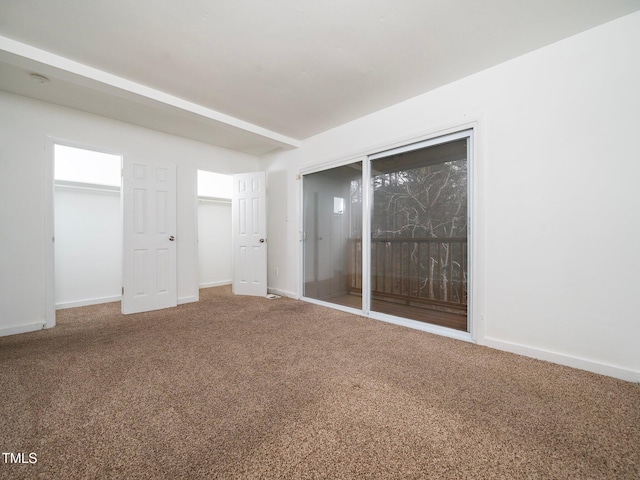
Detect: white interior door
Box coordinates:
(122, 160, 177, 314)
(232, 172, 267, 296)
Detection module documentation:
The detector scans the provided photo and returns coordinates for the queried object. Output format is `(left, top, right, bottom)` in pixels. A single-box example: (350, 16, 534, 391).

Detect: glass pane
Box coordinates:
(370, 138, 468, 331)
(303, 162, 363, 309)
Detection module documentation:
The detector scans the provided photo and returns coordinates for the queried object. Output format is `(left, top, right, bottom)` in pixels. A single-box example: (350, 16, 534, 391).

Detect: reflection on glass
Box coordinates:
(303, 163, 362, 308)
(371, 138, 469, 331)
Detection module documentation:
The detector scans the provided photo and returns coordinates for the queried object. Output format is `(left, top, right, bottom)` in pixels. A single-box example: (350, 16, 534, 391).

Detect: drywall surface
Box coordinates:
(0, 91, 258, 334)
(54, 185, 121, 308)
(198, 199, 232, 288)
(261, 12, 640, 380)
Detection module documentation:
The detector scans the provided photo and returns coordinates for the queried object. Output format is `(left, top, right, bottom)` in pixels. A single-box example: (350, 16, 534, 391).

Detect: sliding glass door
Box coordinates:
(303, 162, 362, 308)
(370, 136, 468, 331)
(302, 130, 470, 332)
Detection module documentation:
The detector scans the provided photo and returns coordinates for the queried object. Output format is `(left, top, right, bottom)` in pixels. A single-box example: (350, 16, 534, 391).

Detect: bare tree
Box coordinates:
(371, 159, 467, 306)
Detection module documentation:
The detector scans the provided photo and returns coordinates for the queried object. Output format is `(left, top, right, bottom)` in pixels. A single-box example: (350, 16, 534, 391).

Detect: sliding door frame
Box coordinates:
(299, 123, 477, 343)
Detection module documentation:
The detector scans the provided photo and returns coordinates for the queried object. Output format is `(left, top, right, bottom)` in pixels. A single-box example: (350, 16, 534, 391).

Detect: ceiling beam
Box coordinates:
(0, 35, 301, 151)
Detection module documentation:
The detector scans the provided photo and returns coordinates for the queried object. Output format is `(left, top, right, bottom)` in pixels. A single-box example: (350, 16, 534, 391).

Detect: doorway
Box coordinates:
(46, 141, 179, 322)
(53, 143, 122, 310)
(197, 170, 233, 289)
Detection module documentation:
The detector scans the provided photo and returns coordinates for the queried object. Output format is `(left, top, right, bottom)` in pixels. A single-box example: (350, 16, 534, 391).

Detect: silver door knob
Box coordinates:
(169, 236, 175, 241)
(259, 238, 265, 243)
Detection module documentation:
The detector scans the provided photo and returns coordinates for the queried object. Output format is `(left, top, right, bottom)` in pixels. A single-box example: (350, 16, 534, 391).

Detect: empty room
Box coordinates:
(1, 1, 639, 478)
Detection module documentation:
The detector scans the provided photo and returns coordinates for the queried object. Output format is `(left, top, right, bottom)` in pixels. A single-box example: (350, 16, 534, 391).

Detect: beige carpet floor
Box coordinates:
(1, 286, 639, 479)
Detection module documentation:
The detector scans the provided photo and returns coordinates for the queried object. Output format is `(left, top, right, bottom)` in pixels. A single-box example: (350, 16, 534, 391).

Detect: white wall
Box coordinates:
(261, 12, 640, 381)
(54, 185, 121, 308)
(0, 91, 258, 335)
(198, 199, 232, 288)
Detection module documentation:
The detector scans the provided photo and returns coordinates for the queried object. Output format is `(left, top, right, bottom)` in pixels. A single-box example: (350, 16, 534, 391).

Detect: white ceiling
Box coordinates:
(1, 0, 639, 155)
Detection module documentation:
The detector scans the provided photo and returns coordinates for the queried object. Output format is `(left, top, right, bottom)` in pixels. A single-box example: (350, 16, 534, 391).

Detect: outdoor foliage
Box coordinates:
(366, 145, 468, 306)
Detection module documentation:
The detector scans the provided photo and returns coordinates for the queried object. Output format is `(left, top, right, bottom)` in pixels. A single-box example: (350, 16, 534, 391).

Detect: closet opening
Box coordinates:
(197, 170, 233, 289)
(54, 143, 122, 310)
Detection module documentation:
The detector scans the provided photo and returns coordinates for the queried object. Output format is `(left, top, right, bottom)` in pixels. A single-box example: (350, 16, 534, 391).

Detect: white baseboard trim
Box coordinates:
(199, 280, 232, 289)
(56, 295, 121, 310)
(178, 295, 198, 305)
(0, 322, 45, 337)
(267, 288, 297, 300)
(482, 337, 640, 383)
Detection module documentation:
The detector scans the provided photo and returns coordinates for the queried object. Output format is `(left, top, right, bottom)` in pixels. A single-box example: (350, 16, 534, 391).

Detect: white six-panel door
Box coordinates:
(122, 160, 177, 314)
(232, 172, 267, 296)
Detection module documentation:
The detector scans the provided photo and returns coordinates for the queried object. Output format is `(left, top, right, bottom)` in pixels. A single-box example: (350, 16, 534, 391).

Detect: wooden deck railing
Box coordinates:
(347, 237, 467, 312)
